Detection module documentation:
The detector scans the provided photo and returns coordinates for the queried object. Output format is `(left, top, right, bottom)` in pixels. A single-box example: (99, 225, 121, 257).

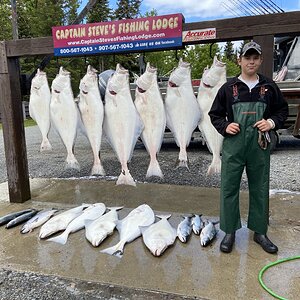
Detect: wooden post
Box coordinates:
(254, 35, 274, 79)
(0, 41, 31, 203)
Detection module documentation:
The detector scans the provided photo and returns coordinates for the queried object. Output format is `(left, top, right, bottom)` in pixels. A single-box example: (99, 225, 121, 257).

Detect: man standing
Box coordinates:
(209, 41, 288, 254)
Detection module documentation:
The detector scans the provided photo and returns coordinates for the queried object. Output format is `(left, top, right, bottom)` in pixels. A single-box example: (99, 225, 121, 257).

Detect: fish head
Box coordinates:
(91, 231, 107, 247)
(79, 65, 99, 94)
(148, 239, 167, 256)
(168, 59, 191, 88)
(106, 65, 129, 96)
(31, 69, 48, 91)
(20, 224, 30, 234)
(201, 57, 226, 88)
(200, 235, 210, 246)
(136, 66, 156, 93)
(51, 67, 72, 94)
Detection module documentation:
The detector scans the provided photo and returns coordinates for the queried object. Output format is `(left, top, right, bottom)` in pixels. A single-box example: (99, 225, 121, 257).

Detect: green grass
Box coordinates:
(0, 119, 37, 130)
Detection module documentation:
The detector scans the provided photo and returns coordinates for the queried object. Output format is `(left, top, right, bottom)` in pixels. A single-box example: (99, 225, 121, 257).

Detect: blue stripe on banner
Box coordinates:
(54, 37, 182, 56)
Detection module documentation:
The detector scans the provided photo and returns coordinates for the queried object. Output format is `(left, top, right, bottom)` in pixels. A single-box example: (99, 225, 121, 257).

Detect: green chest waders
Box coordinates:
(220, 86, 270, 234)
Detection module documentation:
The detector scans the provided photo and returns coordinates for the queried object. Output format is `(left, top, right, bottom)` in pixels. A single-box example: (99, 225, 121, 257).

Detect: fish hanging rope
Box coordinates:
(258, 255, 300, 300)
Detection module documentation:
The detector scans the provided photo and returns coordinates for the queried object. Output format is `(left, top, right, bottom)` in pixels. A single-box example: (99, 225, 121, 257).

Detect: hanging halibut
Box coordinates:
(197, 56, 226, 175)
(134, 62, 166, 178)
(100, 204, 155, 258)
(103, 64, 144, 186)
(141, 214, 176, 257)
(50, 66, 80, 170)
(165, 59, 202, 169)
(78, 65, 105, 176)
(29, 69, 52, 151)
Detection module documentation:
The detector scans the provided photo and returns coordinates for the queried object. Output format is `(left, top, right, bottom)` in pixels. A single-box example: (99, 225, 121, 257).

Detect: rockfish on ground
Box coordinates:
(165, 59, 202, 169)
(177, 215, 193, 243)
(50, 66, 80, 170)
(78, 65, 105, 176)
(47, 203, 106, 245)
(29, 69, 52, 151)
(200, 220, 218, 247)
(197, 56, 226, 175)
(85, 206, 123, 247)
(100, 204, 155, 258)
(39, 203, 90, 239)
(141, 214, 176, 256)
(134, 62, 166, 178)
(103, 64, 144, 186)
(21, 209, 57, 234)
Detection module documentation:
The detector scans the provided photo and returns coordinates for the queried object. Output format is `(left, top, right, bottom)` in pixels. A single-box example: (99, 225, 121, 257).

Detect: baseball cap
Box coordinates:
(241, 41, 262, 56)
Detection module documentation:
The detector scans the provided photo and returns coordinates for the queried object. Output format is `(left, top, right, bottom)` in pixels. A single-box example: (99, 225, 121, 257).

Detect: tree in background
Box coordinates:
(0, 1, 12, 40)
(115, 0, 142, 19)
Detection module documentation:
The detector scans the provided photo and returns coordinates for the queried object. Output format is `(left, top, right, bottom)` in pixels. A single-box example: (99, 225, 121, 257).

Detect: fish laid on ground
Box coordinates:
(165, 58, 202, 169)
(141, 214, 177, 257)
(29, 69, 52, 152)
(191, 214, 204, 235)
(100, 204, 155, 258)
(85, 206, 123, 247)
(197, 56, 226, 175)
(39, 203, 90, 239)
(200, 220, 218, 247)
(177, 215, 193, 243)
(103, 64, 144, 186)
(6, 210, 39, 229)
(21, 209, 58, 234)
(134, 62, 166, 178)
(78, 65, 105, 176)
(50, 66, 80, 170)
(0, 209, 35, 226)
(47, 203, 106, 245)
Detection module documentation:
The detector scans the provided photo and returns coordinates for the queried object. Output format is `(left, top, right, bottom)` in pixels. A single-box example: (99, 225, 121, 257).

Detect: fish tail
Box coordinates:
(100, 241, 125, 258)
(40, 138, 52, 152)
(91, 164, 106, 176)
(146, 159, 163, 178)
(116, 170, 136, 186)
(65, 155, 80, 171)
(207, 156, 221, 175)
(47, 232, 69, 245)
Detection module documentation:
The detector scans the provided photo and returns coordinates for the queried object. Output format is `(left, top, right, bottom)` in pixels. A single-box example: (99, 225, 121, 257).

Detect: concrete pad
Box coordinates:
(0, 179, 299, 299)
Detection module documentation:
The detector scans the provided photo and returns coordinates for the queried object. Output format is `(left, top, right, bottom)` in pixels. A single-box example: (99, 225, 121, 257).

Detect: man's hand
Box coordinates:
(253, 119, 272, 132)
(226, 122, 240, 135)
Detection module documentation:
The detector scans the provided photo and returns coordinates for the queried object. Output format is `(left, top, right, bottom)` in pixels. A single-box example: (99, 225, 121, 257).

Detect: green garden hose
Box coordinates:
(258, 256, 300, 300)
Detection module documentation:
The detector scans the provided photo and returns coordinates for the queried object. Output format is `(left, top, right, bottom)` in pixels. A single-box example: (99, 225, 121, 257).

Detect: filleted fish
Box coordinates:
(197, 56, 226, 175)
(78, 65, 105, 176)
(39, 203, 90, 239)
(141, 214, 176, 257)
(0, 209, 34, 226)
(6, 209, 39, 229)
(47, 203, 106, 245)
(21, 209, 58, 234)
(29, 69, 52, 151)
(177, 215, 193, 243)
(165, 58, 202, 169)
(134, 62, 166, 178)
(191, 214, 204, 235)
(103, 64, 144, 186)
(100, 204, 155, 258)
(85, 206, 123, 247)
(200, 220, 218, 247)
(50, 66, 80, 170)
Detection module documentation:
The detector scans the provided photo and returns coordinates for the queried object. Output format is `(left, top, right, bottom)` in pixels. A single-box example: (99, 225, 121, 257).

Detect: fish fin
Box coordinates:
(156, 214, 172, 220)
(106, 206, 124, 211)
(100, 241, 125, 258)
(146, 159, 163, 178)
(47, 232, 69, 245)
(116, 170, 136, 186)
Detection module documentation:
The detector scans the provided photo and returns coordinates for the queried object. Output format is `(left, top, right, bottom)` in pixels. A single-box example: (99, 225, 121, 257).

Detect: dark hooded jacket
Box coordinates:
(208, 73, 288, 136)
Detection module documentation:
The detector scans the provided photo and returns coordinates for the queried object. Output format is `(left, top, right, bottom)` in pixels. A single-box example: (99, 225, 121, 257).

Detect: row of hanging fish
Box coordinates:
(29, 56, 226, 185)
(0, 204, 218, 258)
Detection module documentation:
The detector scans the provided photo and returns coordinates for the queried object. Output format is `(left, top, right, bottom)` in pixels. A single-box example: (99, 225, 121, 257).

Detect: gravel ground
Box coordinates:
(1, 125, 300, 191)
(0, 125, 300, 299)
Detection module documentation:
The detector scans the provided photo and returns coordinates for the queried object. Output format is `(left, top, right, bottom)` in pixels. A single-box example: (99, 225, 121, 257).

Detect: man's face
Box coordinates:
(238, 52, 263, 77)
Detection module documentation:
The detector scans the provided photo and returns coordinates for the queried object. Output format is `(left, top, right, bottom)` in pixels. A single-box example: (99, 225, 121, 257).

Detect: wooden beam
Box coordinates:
(5, 11, 300, 57)
(0, 42, 31, 203)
